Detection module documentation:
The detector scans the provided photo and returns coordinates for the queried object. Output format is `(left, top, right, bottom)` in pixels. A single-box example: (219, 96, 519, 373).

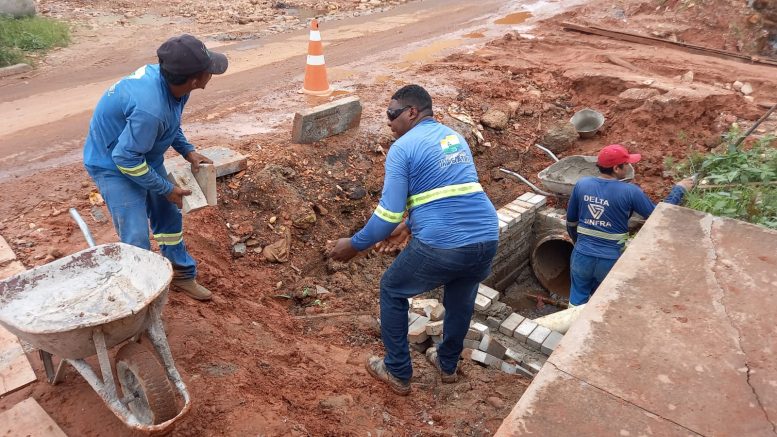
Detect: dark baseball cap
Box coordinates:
(157, 34, 228, 76)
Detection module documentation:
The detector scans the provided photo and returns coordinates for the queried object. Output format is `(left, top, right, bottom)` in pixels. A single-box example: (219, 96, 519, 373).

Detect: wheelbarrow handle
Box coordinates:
(69, 208, 96, 248)
(534, 144, 560, 162)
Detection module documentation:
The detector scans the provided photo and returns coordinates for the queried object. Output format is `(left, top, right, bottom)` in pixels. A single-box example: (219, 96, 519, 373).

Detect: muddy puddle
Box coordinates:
(494, 11, 533, 25)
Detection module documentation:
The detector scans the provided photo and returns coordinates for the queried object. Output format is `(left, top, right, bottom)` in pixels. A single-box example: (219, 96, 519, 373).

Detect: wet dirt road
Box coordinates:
(0, 0, 509, 181)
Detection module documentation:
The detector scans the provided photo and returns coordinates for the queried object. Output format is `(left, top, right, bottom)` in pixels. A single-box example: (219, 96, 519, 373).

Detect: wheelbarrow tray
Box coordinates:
(0, 243, 172, 359)
(537, 155, 635, 196)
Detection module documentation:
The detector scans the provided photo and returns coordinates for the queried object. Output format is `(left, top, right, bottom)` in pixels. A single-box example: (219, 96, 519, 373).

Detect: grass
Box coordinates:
(0, 15, 70, 67)
(672, 130, 777, 229)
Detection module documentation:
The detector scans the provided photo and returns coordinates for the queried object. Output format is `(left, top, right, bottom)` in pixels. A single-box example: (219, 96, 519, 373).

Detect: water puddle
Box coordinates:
(400, 39, 465, 66)
(463, 32, 486, 38)
(494, 11, 533, 25)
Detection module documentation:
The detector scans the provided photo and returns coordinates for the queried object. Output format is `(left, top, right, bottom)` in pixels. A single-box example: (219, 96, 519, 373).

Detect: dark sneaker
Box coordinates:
(425, 347, 458, 383)
(365, 356, 410, 396)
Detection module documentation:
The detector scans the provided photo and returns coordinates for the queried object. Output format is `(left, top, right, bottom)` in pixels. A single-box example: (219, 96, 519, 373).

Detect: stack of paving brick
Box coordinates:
(499, 312, 563, 357)
(462, 321, 544, 378)
(164, 146, 248, 213)
(407, 299, 446, 352)
(486, 193, 547, 291)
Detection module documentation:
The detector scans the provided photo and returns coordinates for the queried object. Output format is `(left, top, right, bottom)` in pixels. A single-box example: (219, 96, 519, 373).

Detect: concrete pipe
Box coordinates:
(531, 234, 574, 299)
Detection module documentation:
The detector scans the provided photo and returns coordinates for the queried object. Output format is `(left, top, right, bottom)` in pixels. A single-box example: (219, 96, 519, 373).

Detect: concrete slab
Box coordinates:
(0, 398, 67, 437)
(165, 146, 248, 178)
(0, 326, 36, 396)
(498, 204, 777, 436)
(0, 235, 16, 265)
(291, 96, 362, 144)
(168, 167, 208, 214)
(193, 163, 217, 206)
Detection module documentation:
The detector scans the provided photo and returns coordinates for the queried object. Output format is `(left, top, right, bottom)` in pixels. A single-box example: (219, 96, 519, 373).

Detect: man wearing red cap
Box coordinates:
(83, 35, 228, 301)
(566, 144, 694, 306)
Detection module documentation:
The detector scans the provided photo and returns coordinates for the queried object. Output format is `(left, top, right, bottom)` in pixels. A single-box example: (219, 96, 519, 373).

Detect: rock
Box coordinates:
(540, 122, 578, 153)
(232, 243, 247, 257)
(263, 229, 291, 263)
(741, 83, 754, 95)
(90, 206, 108, 223)
(486, 396, 505, 409)
(442, 115, 477, 147)
(680, 71, 694, 83)
(47, 247, 63, 259)
(291, 205, 317, 229)
(732, 81, 744, 91)
(347, 186, 367, 200)
(744, 96, 755, 103)
(0, 0, 36, 18)
(313, 204, 328, 216)
(315, 285, 331, 295)
(507, 101, 521, 118)
(245, 238, 261, 247)
(481, 109, 509, 130)
(617, 88, 661, 110)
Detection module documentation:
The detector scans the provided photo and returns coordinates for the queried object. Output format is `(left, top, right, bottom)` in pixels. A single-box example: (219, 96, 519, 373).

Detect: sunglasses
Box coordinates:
(386, 105, 412, 121)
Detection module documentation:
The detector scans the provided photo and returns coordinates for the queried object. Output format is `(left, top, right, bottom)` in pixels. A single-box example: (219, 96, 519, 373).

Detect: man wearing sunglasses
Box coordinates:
(330, 85, 499, 395)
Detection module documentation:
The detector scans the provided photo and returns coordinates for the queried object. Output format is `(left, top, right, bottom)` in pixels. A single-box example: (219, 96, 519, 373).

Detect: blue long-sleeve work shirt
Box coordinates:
(83, 64, 195, 196)
(566, 177, 687, 259)
(351, 119, 499, 251)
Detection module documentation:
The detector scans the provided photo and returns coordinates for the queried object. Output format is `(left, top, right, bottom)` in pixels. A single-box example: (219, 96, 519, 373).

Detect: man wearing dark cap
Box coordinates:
(565, 144, 694, 306)
(83, 35, 228, 301)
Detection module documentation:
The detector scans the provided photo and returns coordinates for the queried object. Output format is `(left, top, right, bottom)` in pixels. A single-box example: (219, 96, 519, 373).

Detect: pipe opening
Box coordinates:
(531, 236, 574, 299)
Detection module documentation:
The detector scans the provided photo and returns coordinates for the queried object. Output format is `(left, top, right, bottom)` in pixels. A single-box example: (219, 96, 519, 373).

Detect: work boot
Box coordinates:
(365, 356, 410, 396)
(171, 278, 212, 301)
(425, 347, 458, 383)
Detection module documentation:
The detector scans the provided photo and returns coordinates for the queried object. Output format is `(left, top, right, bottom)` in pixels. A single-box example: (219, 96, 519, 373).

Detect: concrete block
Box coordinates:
(471, 322, 489, 338)
(292, 96, 362, 144)
(408, 316, 430, 343)
(478, 335, 507, 359)
(541, 330, 564, 356)
(484, 354, 503, 369)
(504, 202, 529, 216)
(499, 207, 523, 224)
(505, 348, 527, 365)
(514, 319, 538, 344)
(426, 320, 444, 336)
(192, 164, 217, 206)
(513, 199, 535, 211)
(486, 316, 502, 331)
(0, 261, 25, 281)
(168, 167, 208, 214)
(470, 349, 489, 365)
(463, 339, 481, 349)
(0, 236, 16, 265)
(166, 146, 248, 178)
(496, 211, 515, 227)
(498, 220, 509, 235)
(501, 361, 517, 374)
(527, 325, 552, 350)
(478, 284, 500, 302)
(408, 312, 420, 326)
(429, 303, 445, 322)
(465, 328, 483, 341)
(412, 298, 439, 310)
(527, 194, 547, 208)
(499, 313, 526, 336)
(514, 364, 535, 378)
(517, 192, 535, 202)
(0, 63, 32, 79)
(474, 294, 492, 311)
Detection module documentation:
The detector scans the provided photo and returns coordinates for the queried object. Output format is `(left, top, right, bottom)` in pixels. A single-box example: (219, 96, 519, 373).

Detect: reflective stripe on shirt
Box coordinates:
(117, 161, 150, 177)
(406, 182, 483, 209)
(374, 205, 403, 223)
(577, 226, 627, 242)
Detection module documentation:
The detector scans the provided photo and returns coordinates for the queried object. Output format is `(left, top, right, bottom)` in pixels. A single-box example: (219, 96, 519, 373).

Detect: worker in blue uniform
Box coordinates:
(83, 35, 228, 301)
(566, 144, 695, 306)
(330, 85, 499, 395)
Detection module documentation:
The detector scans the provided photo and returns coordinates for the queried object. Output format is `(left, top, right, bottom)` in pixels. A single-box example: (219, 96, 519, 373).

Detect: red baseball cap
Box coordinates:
(597, 144, 641, 167)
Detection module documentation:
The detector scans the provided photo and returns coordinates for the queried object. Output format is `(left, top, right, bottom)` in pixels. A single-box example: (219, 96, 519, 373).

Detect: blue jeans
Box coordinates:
(87, 165, 197, 279)
(380, 238, 498, 381)
(569, 247, 618, 306)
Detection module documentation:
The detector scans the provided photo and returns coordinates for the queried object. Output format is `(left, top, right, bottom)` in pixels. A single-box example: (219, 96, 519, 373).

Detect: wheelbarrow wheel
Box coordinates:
(115, 342, 178, 425)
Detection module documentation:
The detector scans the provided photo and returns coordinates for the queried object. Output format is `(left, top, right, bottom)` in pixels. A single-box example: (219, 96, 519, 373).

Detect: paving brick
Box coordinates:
(486, 316, 502, 331)
(408, 312, 420, 326)
(474, 294, 492, 311)
(408, 316, 430, 343)
(470, 349, 488, 365)
(499, 207, 523, 224)
(484, 354, 503, 369)
(0, 261, 25, 281)
(541, 331, 564, 356)
(527, 325, 552, 350)
(498, 220, 509, 235)
(514, 319, 538, 344)
(166, 146, 248, 177)
(517, 192, 535, 202)
(514, 364, 535, 378)
(0, 236, 16, 265)
(501, 361, 517, 374)
(0, 63, 32, 79)
(526, 361, 543, 374)
(499, 313, 526, 336)
(471, 322, 489, 338)
(527, 194, 547, 208)
(505, 348, 527, 365)
(513, 199, 535, 211)
(463, 339, 481, 349)
(292, 96, 362, 144)
(478, 284, 500, 302)
(465, 327, 483, 341)
(167, 167, 208, 214)
(193, 163, 217, 206)
(411, 298, 439, 310)
(426, 320, 444, 336)
(429, 303, 445, 322)
(496, 211, 515, 227)
(478, 335, 507, 359)
(503, 202, 529, 216)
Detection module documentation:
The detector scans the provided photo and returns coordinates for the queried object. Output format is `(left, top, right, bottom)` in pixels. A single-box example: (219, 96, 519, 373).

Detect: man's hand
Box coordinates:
(677, 176, 696, 191)
(167, 186, 192, 209)
(374, 222, 411, 254)
(185, 151, 213, 171)
(329, 237, 359, 262)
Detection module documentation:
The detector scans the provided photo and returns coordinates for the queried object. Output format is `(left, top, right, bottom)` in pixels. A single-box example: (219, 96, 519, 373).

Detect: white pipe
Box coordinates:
(533, 304, 585, 334)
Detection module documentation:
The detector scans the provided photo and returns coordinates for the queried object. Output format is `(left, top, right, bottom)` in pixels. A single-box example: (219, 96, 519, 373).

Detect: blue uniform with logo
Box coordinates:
(352, 118, 499, 381)
(83, 64, 197, 279)
(566, 177, 686, 304)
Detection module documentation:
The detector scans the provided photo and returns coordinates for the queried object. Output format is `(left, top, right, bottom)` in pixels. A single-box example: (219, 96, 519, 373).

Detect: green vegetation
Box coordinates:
(671, 130, 777, 229)
(0, 15, 70, 67)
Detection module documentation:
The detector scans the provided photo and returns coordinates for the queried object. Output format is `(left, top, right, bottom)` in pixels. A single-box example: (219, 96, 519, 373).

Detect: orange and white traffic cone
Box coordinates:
(301, 19, 332, 96)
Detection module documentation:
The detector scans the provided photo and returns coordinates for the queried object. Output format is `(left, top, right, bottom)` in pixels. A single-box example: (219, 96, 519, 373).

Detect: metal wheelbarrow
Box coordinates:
(0, 210, 191, 433)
